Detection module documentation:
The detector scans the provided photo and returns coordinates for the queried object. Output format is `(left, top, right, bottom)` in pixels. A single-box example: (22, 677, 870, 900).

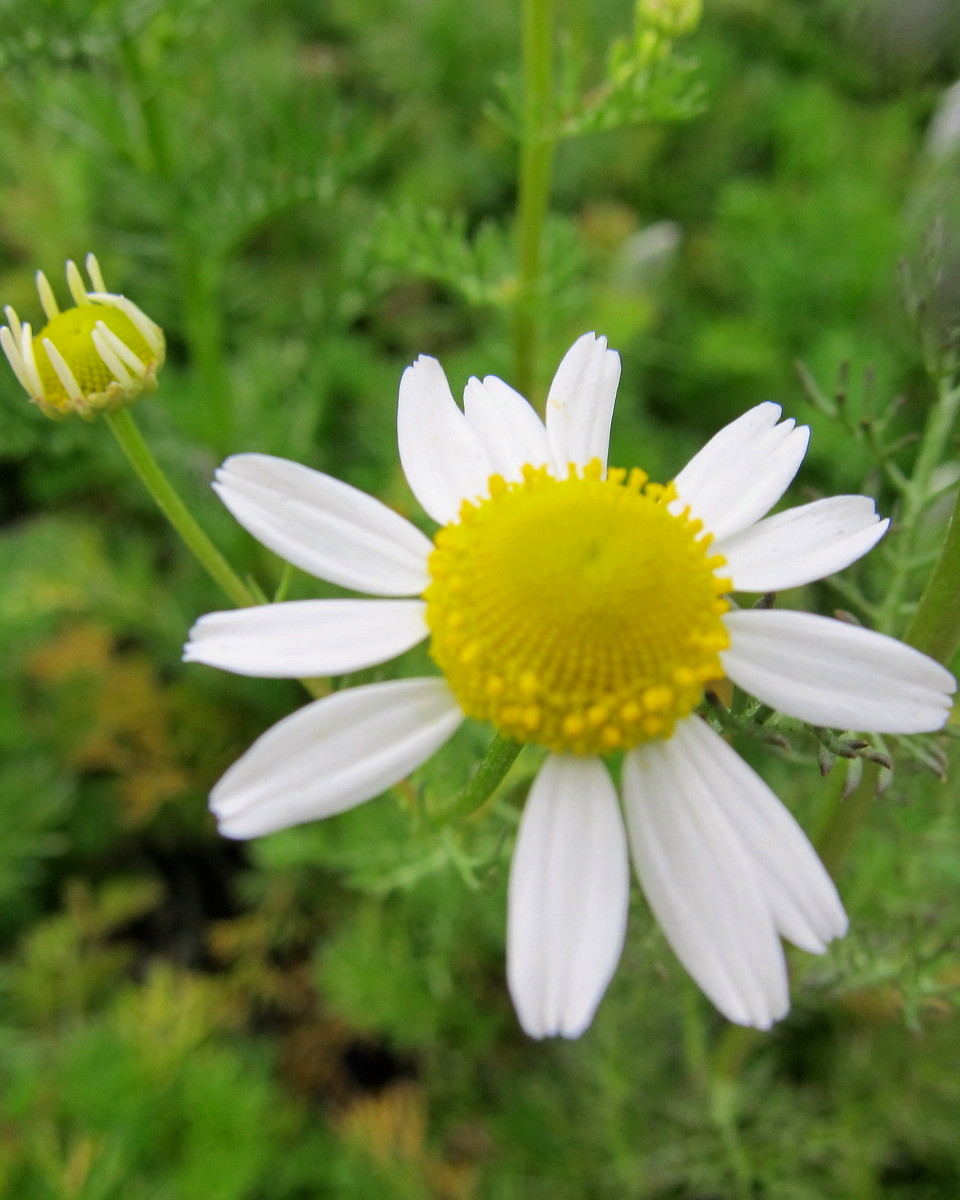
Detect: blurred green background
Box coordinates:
(1, 0, 960, 1196)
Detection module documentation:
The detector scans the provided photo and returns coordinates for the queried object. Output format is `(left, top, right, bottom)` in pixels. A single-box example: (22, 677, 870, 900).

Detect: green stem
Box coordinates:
(441, 733, 523, 825)
(176, 251, 234, 446)
(814, 761, 878, 881)
(513, 0, 558, 402)
(708, 1075, 754, 1200)
(712, 1024, 759, 1088)
(104, 408, 254, 608)
(684, 979, 754, 1198)
(877, 373, 960, 636)
(680, 977, 710, 1087)
(120, 34, 234, 447)
(119, 34, 176, 180)
(903, 476, 960, 663)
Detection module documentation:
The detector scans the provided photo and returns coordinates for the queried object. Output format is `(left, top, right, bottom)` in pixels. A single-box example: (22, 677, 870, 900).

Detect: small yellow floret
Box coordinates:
(424, 461, 731, 755)
(522, 706, 542, 732)
(562, 714, 585, 738)
(518, 671, 540, 698)
(643, 686, 673, 712)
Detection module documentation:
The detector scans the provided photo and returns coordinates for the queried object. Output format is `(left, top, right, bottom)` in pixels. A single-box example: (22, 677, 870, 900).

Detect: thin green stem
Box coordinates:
(441, 733, 523, 825)
(119, 35, 175, 180)
(708, 1075, 754, 1200)
(877, 374, 960, 635)
(680, 977, 710, 1088)
(104, 408, 254, 608)
(712, 1024, 759, 1088)
(176, 251, 234, 446)
(815, 762, 880, 882)
(712, 755, 886, 1088)
(679, 983, 753, 1199)
(513, 0, 558, 402)
(120, 35, 234, 447)
(903, 477, 960, 664)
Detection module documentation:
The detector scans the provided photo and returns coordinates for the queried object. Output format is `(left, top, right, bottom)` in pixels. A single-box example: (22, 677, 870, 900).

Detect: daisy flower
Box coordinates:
(185, 334, 955, 1036)
(1, 254, 165, 420)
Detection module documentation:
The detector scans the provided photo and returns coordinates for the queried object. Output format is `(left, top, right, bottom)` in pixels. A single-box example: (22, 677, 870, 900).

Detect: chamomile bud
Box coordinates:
(1, 253, 165, 420)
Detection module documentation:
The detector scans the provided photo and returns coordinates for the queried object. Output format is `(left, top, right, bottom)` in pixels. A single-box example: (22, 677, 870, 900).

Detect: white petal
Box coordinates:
(397, 356, 494, 524)
(91, 324, 134, 388)
(723, 609, 956, 733)
(96, 322, 147, 375)
(462, 375, 550, 480)
(715, 496, 889, 592)
(545, 333, 621, 475)
(18, 323, 44, 397)
(35, 271, 59, 319)
(105, 294, 165, 359)
(507, 756, 629, 1039)
(214, 454, 433, 597)
(41, 338, 83, 402)
(623, 726, 790, 1028)
(84, 252, 107, 295)
(66, 259, 89, 304)
(1, 325, 33, 393)
(211, 678, 463, 839)
(672, 403, 810, 540)
(669, 717, 847, 954)
(3, 305, 23, 345)
(184, 599, 429, 678)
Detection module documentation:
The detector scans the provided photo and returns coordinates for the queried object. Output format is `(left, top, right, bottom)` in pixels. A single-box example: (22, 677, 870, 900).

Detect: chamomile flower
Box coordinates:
(185, 334, 955, 1036)
(1, 254, 165, 419)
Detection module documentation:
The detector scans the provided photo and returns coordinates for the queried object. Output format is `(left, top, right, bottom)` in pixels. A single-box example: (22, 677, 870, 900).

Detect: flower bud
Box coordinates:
(1, 253, 165, 419)
(638, 0, 702, 38)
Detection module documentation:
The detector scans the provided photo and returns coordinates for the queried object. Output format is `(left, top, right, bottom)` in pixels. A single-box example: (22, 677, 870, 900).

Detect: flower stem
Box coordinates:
(118, 34, 175, 180)
(513, 0, 557, 402)
(814, 761, 879, 881)
(442, 733, 524, 824)
(103, 408, 254, 608)
(708, 1076, 754, 1200)
(677, 985, 749, 1195)
(119, 34, 235, 449)
(712, 1024, 759, 1088)
(903, 474, 960, 663)
(877, 371, 960, 637)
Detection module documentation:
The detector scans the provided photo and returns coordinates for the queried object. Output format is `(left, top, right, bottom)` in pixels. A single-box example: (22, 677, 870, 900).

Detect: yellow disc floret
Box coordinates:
(425, 460, 732, 755)
(36, 306, 155, 409)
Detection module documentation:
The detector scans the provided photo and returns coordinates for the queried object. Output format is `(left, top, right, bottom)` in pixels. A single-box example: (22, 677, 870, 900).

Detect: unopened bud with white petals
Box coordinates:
(1, 254, 165, 420)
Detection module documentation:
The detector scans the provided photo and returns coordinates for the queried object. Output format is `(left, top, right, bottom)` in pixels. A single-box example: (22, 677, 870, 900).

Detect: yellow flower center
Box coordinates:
(425, 461, 733, 755)
(36, 306, 154, 404)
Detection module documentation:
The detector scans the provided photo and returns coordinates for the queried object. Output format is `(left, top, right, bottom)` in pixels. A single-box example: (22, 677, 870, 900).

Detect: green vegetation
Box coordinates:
(1, 0, 959, 1195)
